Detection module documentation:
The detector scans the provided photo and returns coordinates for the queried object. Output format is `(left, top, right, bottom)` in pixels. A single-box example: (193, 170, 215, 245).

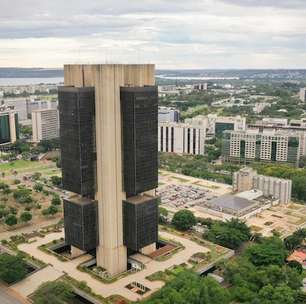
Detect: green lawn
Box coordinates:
(0, 160, 56, 174)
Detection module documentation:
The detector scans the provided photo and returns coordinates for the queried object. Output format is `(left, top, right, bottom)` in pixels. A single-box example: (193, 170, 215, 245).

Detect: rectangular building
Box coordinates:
(300, 88, 306, 102)
(233, 167, 292, 204)
(158, 121, 206, 155)
(64, 196, 98, 252)
(187, 114, 246, 138)
(32, 108, 59, 142)
(58, 87, 96, 197)
(222, 130, 305, 166)
(60, 64, 158, 276)
(0, 105, 19, 145)
(121, 86, 158, 196)
(123, 194, 158, 252)
(158, 107, 180, 123)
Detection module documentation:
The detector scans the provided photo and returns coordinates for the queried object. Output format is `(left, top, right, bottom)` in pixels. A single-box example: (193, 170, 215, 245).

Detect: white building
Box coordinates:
(187, 114, 246, 137)
(233, 167, 292, 204)
(26, 99, 58, 119)
(158, 107, 180, 123)
(223, 129, 306, 165)
(158, 121, 206, 155)
(193, 83, 208, 91)
(300, 88, 306, 102)
(32, 108, 59, 142)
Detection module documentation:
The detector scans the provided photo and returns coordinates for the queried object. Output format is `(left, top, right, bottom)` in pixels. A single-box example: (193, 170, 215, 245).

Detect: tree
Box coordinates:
(172, 210, 196, 231)
(50, 176, 62, 187)
(20, 211, 32, 223)
(13, 187, 33, 204)
(159, 207, 168, 224)
(0, 253, 27, 284)
(32, 172, 42, 181)
(204, 218, 251, 249)
(284, 229, 306, 251)
(245, 237, 287, 267)
(258, 284, 296, 304)
(42, 205, 58, 216)
(34, 183, 44, 192)
(5, 214, 17, 226)
(51, 195, 61, 206)
(33, 281, 74, 304)
(144, 271, 230, 304)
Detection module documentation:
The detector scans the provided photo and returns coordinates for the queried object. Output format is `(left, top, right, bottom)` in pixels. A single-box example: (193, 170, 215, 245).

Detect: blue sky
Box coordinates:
(0, 0, 306, 68)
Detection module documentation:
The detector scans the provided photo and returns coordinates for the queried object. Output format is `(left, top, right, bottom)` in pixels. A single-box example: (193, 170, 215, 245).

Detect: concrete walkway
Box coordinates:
(16, 230, 209, 302)
(0, 284, 30, 304)
(11, 266, 63, 297)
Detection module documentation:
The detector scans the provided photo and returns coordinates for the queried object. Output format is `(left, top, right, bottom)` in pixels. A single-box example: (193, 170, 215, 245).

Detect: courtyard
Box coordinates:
(11, 228, 225, 302)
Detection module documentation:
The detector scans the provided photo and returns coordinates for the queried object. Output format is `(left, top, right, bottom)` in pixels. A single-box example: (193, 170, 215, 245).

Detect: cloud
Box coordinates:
(0, 0, 306, 68)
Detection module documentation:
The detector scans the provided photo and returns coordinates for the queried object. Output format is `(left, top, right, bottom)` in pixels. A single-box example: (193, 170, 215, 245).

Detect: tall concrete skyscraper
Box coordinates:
(58, 64, 158, 275)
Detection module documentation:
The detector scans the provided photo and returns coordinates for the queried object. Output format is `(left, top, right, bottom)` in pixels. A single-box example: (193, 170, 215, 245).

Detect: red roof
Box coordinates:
(287, 250, 306, 266)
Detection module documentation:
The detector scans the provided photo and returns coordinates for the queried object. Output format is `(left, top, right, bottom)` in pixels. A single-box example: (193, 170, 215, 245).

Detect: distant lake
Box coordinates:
(0, 77, 64, 86)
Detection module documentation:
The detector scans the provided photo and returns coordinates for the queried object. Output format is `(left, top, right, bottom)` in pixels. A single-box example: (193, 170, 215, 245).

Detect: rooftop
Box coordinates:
(208, 194, 257, 212)
(125, 194, 156, 205)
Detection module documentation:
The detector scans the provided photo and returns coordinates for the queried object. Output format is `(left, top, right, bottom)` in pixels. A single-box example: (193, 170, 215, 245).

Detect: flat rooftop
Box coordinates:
(66, 195, 96, 206)
(208, 194, 257, 212)
(125, 194, 156, 205)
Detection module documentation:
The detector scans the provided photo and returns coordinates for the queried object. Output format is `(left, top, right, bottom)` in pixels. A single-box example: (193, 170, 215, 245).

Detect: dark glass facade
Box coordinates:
(123, 195, 158, 251)
(58, 87, 96, 197)
(0, 115, 10, 144)
(64, 196, 98, 251)
(215, 122, 234, 137)
(120, 86, 158, 196)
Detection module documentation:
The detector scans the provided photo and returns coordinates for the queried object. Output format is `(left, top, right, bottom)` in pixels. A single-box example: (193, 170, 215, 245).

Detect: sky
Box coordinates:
(1, 0, 306, 69)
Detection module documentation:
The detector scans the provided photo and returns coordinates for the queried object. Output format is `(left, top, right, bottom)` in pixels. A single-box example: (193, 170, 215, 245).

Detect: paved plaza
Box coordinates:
(15, 230, 210, 302)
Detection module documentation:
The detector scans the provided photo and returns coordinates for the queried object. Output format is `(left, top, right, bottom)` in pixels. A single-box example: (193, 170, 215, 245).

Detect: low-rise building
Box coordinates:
(287, 250, 306, 269)
(32, 108, 59, 142)
(187, 114, 246, 137)
(158, 107, 180, 123)
(233, 167, 292, 204)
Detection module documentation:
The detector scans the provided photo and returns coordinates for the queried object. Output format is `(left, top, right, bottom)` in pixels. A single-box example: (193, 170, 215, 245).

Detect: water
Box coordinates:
(0, 77, 63, 86)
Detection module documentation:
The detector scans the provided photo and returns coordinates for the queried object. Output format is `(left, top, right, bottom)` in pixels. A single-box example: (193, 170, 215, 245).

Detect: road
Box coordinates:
(0, 285, 30, 304)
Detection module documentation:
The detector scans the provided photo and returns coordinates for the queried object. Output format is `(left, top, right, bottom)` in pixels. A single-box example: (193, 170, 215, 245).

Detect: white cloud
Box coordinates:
(0, 0, 306, 68)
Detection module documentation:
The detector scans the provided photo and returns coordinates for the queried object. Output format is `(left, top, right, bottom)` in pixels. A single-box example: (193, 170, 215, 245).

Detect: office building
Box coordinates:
(233, 167, 292, 204)
(26, 99, 58, 119)
(300, 88, 306, 102)
(158, 121, 206, 155)
(58, 64, 158, 276)
(222, 129, 306, 166)
(188, 114, 246, 137)
(0, 105, 19, 145)
(193, 83, 208, 91)
(158, 107, 180, 123)
(32, 108, 59, 142)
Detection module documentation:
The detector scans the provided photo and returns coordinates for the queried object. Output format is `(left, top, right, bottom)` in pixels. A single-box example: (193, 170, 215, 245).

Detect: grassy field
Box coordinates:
(0, 160, 59, 175)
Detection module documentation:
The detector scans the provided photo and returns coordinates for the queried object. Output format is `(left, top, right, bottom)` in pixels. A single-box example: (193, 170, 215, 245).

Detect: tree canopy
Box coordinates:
(33, 281, 74, 304)
(203, 218, 251, 249)
(172, 209, 197, 231)
(0, 253, 27, 284)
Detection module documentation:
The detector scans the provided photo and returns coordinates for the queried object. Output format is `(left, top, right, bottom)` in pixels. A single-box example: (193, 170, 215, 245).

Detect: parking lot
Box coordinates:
(158, 170, 232, 214)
